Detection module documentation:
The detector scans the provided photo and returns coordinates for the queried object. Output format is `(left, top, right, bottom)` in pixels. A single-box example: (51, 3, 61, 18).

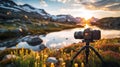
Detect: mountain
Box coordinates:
(0, 0, 51, 21)
(94, 17, 120, 29)
(89, 17, 99, 23)
(0, 0, 78, 24)
(51, 15, 79, 24)
(0, 0, 17, 6)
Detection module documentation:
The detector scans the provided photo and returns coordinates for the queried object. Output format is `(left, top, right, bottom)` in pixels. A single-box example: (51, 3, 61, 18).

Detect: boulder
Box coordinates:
(47, 57, 58, 63)
(20, 35, 43, 46)
(0, 35, 43, 48)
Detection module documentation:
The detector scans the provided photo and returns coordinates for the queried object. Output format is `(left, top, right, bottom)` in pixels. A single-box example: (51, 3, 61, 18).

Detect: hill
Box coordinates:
(93, 17, 120, 29)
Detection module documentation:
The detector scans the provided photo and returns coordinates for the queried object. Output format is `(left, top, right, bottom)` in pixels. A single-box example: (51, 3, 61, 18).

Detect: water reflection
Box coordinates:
(1, 27, 119, 50)
(40, 26, 120, 48)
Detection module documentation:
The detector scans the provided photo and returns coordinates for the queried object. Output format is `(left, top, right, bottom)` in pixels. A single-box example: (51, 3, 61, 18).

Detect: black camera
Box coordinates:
(74, 28, 101, 41)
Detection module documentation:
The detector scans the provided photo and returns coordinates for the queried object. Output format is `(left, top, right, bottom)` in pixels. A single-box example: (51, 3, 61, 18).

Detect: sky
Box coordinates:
(14, 0, 120, 19)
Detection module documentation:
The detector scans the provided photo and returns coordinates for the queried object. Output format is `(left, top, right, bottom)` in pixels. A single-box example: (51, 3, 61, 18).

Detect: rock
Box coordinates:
(39, 44, 46, 50)
(0, 54, 17, 67)
(10, 29, 22, 36)
(3, 54, 16, 60)
(0, 29, 9, 33)
(66, 38, 68, 40)
(20, 35, 43, 46)
(0, 28, 28, 40)
(0, 54, 17, 64)
(5, 63, 15, 67)
(0, 35, 43, 48)
(47, 57, 58, 63)
(4, 40, 18, 48)
(0, 39, 18, 47)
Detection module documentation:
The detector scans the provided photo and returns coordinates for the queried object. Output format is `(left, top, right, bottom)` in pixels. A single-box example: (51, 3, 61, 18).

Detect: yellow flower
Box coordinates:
(43, 63, 46, 67)
(74, 63, 78, 67)
(81, 62, 84, 67)
(62, 62, 66, 67)
(44, 54, 48, 58)
(50, 63, 55, 67)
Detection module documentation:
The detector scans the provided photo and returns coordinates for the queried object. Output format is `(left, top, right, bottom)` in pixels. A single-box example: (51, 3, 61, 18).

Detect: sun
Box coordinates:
(85, 24, 89, 28)
(81, 11, 93, 20)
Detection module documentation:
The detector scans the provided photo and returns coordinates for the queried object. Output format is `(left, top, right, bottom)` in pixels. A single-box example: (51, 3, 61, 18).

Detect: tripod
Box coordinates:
(71, 40, 104, 66)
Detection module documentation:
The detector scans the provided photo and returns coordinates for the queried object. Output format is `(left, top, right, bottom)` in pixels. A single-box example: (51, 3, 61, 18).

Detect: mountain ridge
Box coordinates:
(0, 0, 81, 24)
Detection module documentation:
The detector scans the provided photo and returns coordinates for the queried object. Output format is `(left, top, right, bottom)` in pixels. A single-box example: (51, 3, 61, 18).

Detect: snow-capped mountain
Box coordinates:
(0, 0, 50, 20)
(0, 0, 88, 24)
(0, 0, 17, 6)
(51, 15, 78, 24)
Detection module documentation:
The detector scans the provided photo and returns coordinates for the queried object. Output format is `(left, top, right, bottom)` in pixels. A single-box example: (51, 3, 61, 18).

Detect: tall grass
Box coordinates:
(0, 38, 120, 67)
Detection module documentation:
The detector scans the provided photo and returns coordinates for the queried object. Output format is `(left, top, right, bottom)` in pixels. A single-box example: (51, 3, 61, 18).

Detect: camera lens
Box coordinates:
(74, 31, 83, 39)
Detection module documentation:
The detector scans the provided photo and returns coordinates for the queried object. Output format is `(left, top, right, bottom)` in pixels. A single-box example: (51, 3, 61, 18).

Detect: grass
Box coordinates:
(0, 21, 80, 33)
(0, 38, 120, 67)
(0, 21, 82, 41)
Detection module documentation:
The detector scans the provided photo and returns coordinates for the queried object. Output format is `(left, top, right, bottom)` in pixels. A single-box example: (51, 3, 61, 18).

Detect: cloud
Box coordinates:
(107, 3, 120, 11)
(74, 0, 81, 3)
(49, 0, 120, 11)
(50, 0, 57, 1)
(40, 0, 48, 7)
(57, 0, 70, 3)
(80, 0, 120, 11)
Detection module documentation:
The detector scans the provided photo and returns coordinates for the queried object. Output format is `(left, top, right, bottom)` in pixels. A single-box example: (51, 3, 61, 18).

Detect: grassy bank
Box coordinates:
(0, 22, 82, 41)
(0, 38, 120, 67)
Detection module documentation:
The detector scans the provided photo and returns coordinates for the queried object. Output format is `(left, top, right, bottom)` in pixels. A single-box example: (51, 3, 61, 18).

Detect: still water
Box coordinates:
(40, 26, 120, 49)
(1, 26, 120, 50)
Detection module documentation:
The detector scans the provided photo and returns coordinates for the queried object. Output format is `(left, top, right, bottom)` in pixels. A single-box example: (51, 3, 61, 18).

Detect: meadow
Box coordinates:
(0, 38, 120, 67)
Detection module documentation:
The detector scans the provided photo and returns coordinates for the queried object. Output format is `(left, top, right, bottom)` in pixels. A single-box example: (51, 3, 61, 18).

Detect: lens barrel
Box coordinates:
(74, 28, 101, 40)
(74, 31, 83, 39)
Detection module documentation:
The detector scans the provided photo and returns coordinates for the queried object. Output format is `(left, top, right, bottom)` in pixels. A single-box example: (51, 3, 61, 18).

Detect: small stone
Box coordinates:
(47, 57, 58, 63)
(3, 54, 16, 60)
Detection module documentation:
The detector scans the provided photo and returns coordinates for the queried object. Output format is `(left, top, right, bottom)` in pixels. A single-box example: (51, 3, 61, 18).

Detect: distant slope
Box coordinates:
(93, 17, 120, 29)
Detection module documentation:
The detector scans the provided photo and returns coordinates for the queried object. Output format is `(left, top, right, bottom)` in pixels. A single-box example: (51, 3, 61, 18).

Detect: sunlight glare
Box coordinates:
(84, 24, 90, 28)
(81, 10, 93, 20)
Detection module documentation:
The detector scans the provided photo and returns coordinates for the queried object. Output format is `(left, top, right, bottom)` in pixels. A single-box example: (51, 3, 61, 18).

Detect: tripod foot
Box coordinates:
(70, 46, 86, 66)
(89, 46, 105, 63)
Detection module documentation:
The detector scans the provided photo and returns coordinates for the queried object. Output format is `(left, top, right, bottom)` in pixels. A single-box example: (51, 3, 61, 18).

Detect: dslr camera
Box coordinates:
(74, 28, 101, 42)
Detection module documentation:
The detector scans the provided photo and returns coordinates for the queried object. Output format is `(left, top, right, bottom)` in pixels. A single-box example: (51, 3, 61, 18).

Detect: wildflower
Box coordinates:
(50, 63, 55, 67)
(62, 62, 66, 67)
(43, 63, 46, 67)
(74, 63, 78, 67)
(81, 62, 84, 67)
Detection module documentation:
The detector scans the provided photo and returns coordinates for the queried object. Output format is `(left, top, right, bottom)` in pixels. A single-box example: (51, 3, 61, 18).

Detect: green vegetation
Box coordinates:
(0, 38, 120, 67)
(0, 21, 82, 40)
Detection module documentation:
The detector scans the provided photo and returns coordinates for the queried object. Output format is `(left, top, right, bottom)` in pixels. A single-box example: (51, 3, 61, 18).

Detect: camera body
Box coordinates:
(74, 28, 101, 41)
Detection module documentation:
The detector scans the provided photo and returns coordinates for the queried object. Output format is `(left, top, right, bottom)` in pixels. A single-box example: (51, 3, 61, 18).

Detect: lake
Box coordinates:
(40, 26, 120, 49)
(0, 26, 120, 50)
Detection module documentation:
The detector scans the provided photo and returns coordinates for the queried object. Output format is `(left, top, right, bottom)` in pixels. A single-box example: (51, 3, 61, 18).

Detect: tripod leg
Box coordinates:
(89, 46, 104, 63)
(70, 46, 86, 67)
(85, 46, 89, 64)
